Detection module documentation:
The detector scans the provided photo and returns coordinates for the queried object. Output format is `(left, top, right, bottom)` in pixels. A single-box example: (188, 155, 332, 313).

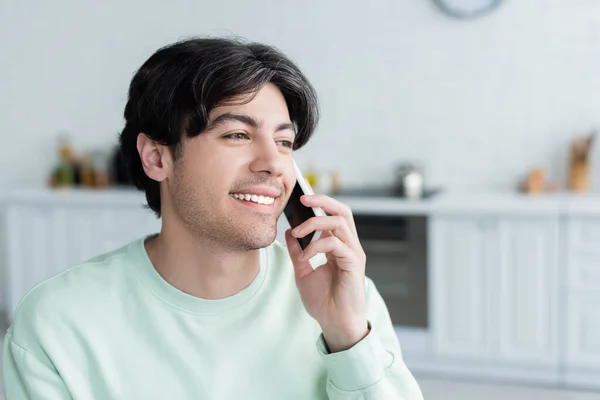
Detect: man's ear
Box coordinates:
(136, 133, 172, 182)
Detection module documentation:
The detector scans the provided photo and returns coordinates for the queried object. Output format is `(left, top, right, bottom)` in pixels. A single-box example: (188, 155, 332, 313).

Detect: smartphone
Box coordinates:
(283, 160, 325, 250)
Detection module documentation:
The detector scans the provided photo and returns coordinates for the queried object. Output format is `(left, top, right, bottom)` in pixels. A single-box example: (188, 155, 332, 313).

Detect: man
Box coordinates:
(3, 37, 423, 399)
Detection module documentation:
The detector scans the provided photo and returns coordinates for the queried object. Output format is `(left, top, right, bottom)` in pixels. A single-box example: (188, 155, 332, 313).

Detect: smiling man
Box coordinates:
(3, 37, 423, 399)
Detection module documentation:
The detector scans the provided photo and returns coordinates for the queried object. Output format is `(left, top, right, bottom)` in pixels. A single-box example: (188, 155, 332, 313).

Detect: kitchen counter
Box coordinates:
(561, 192, 600, 216)
(334, 189, 600, 216)
(425, 190, 564, 216)
(0, 186, 146, 206)
(1, 186, 600, 216)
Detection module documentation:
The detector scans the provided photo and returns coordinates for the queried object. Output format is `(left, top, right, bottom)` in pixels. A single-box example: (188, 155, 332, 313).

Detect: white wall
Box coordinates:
(2, 0, 600, 191)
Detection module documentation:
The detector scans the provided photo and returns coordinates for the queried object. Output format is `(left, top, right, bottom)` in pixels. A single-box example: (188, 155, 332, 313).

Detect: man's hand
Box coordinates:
(285, 194, 369, 353)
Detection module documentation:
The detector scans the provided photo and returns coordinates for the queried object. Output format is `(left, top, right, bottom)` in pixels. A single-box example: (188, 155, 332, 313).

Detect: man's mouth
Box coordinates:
(229, 193, 276, 205)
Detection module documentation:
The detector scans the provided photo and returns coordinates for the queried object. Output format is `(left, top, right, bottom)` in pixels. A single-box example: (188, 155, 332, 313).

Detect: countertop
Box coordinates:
(333, 189, 600, 216)
(1, 186, 600, 216)
(0, 186, 147, 206)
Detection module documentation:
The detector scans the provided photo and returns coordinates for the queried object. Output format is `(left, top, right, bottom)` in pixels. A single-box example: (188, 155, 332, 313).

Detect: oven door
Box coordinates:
(354, 214, 428, 328)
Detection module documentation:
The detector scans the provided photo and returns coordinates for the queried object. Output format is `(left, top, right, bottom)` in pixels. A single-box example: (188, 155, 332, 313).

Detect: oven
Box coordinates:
(353, 214, 428, 328)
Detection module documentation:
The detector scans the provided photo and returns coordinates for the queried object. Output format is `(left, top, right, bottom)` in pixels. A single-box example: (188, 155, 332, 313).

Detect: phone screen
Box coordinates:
(283, 181, 317, 250)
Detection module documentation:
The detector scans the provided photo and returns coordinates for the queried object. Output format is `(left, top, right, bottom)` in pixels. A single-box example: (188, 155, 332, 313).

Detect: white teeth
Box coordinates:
(230, 193, 275, 205)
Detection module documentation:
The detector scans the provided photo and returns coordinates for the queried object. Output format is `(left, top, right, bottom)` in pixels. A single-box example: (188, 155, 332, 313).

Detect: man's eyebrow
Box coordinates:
(205, 113, 295, 134)
(206, 113, 260, 131)
(275, 122, 296, 134)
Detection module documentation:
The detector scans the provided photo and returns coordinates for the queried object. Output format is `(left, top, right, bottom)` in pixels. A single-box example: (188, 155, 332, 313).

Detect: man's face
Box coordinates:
(166, 83, 297, 251)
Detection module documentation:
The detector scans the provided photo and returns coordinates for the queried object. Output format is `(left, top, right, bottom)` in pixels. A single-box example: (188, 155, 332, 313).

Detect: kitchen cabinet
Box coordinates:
(565, 291, 600, 383)
(494, 219, 559, 367)
(566, 217, 600, 289)
(430, 214, 560, 373)
(2, 202, 160, 319)
(564, 217, 600, 389)
(429, 216, 492, 360)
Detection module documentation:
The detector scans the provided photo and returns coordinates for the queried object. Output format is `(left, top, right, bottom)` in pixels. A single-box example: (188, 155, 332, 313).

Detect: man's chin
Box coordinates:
(248, 230, 278, 250)
(228, 223, 278, 251)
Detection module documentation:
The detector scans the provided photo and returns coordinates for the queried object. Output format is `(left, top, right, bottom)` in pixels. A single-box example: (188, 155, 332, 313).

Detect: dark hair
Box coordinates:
(118, 36, 320, 217)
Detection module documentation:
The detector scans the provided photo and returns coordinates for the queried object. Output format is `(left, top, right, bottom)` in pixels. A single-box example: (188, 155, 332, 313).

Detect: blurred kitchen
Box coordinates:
(1, 1, 600, 399)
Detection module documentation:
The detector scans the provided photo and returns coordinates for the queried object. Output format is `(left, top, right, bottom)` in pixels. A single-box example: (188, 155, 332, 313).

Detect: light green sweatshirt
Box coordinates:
(3, 236, 423, 399)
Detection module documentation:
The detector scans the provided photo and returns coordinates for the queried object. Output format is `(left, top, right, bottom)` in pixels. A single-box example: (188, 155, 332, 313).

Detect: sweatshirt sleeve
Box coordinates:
(3, 332, 72, 400)
(316, 278, 424, 400)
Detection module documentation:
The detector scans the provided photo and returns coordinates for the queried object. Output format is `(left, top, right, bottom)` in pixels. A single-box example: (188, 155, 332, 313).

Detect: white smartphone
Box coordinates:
(283, 160, 325, 250)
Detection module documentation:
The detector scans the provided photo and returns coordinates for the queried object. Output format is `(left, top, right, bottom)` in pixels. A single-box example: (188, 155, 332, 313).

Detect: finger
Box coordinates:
(301, 194, 358, 236)
(284, 229, 316, 280)
(301, 236, 357, 271)
(291, 215, 360, 251)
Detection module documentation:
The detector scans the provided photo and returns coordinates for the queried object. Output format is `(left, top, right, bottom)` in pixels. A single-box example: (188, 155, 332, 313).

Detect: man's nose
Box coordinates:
(249, 137, 285, 176)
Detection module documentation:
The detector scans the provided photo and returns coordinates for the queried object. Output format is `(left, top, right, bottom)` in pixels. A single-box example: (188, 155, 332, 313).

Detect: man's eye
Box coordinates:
(277, 140, 294, 149)
(224, 132, 250, 140)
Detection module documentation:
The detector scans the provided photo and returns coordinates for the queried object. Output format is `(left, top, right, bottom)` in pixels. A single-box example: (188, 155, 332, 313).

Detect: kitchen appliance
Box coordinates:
(394, 162, 425, 199)
(332, 161, 440, 200)
(354, 214, 428, 328)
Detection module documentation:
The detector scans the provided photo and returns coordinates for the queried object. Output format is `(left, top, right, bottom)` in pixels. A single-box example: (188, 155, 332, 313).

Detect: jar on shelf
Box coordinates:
(80, 153, 95, 188)
(92, 151, 111, 188)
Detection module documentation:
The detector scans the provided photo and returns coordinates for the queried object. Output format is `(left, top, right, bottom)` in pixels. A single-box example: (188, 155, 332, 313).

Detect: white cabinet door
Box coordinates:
(565, 291, 600, 372)
(494, 218, 560, 366)
(566, 217, 600, 289)
(430, 216, 493, 360)
(6, 205, 68, 317)
(5, 204, 160, 318)
(564, 217, 600, 388)
(430, 215, 560, 370)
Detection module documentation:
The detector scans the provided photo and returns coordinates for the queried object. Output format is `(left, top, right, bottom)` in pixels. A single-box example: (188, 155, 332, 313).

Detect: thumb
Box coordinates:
(284, 229, 314, 280)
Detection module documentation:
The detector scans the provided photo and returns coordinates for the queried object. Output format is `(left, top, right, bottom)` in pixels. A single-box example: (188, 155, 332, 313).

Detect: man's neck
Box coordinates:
(144, 223, 261, 300)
